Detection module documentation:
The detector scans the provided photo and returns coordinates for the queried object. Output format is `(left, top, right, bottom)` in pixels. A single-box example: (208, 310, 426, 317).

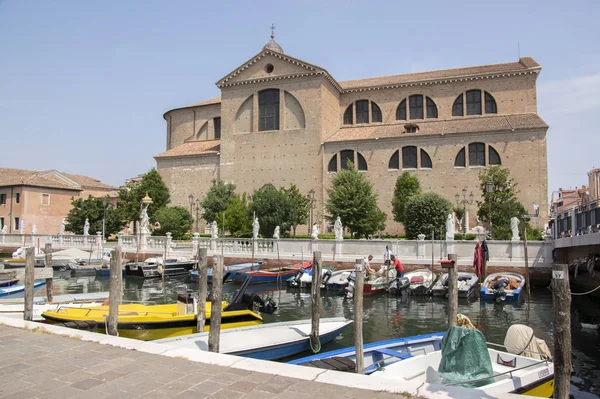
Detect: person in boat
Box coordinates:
(391, 255, 404, 278)
(364, 255, 377, 278)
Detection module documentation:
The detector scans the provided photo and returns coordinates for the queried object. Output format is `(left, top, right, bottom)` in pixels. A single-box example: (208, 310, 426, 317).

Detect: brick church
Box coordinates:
(155, 35, 548, 234)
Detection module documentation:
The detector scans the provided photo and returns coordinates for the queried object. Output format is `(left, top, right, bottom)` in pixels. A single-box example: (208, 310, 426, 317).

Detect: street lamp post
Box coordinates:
(195, 199, 200, 233)
(485, 181, 494, 240)
(188, 194, 195, 236)
(308, 189, 315, 235)
(454, 188, 474, 233)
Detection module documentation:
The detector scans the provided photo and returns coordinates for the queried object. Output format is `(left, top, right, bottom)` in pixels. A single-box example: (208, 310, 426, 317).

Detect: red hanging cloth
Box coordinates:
(473, 242, 484, 278)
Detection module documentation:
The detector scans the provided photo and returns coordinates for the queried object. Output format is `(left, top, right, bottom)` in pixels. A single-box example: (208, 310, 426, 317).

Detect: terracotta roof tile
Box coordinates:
(0, 168, 114, 191)
(186, 96, 221, 107)
(324, 114, 548, 143)
(154, 140, 221, 159)
(61, 173, 116, 190)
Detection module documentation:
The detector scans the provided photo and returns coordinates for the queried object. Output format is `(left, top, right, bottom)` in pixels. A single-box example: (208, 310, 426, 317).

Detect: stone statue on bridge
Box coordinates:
(211, 221, 218, 239)
(511, 217, 520, 241)
(334, 217, 343, 240)
(60, 218, 66, 235)
(252, 217, 260, 239)
(140, 205, 150, 235)
(83, 218, 90, 236)
(311, 223, 319, 240)
(273, 226, 280, 240)
(1, 225, 7, 234)
(445, 214, 454, 241)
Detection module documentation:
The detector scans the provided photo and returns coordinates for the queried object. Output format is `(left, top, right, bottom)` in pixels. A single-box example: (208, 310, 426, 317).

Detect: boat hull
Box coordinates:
(125, 261, 196, 279)
(94, 267, 125, 277)
(480, 272, 525, 302)
(0, 281, 46, 298)
(231, 262, 311, 284)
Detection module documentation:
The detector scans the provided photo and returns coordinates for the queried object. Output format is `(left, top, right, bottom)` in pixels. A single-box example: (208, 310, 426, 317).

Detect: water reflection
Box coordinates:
(50, 273, 599, 398)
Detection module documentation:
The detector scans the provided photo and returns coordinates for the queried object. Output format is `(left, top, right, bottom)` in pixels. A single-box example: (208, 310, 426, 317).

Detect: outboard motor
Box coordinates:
(240, 292, 277, 314)
(291, 267, 305, 287)
(388, 276, 410, 296)
(492, 277, 509, 302)
(321, 269, 333, 287)
(344, 271, 356, 299)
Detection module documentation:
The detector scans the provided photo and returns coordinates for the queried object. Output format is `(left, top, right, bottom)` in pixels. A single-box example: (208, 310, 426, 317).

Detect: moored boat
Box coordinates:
(190, 262, 262, 282)
(94, 265, 125, 276)
(230, 261, 312, 284)
(322, 269, 353, 291)
(0, 279, 18, 287)
(432, 272, 479, 298)
(125, 257, 196, 279)
(155, 317, 352, 360)
(286, 265, 332, 288)
(480, 272, 525, 302)
(404, 269, 436, 295)
(0, 281, 46, 299)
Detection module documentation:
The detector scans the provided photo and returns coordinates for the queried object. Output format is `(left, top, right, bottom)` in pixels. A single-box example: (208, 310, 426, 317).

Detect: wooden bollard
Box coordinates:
(107, 248, 121, 336)
(115, 246, 123, 304)
(196, 247, 208, 333)
(354, 258, 365, 373)
(44, 243, 53, 302)
(209, 254, 224, 352)
(552, 263, 571, 399)
(309, 251, 322, 352)
(447, 254, 458, 328)
(23, 247, 35, 321)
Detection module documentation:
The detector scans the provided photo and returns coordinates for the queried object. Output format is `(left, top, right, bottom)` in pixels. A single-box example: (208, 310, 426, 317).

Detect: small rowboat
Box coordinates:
(0, 279, 18, 288)
(190, 262, 262, 282)
(155, 317, 352, 360)
(432, 272, 479, 298)
(480, 273, 525, 302)
(230, 261, 312, 284)
(322, 270, 353, 291)
(0, 281, 46, 299)
(404, 269, 436, 295)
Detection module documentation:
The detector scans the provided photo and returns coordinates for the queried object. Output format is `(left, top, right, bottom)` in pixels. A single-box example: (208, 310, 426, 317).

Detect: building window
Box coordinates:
(485, 92, 497, 114)
(404, 123, 419, 133)
(409, 95, 424, 120)
(343, 105, 353, 125)
(357, 153, 368, 171)
(426, 97, 438, 119)
(258, 89, 279, 131)
(15, 193, 20, 204)
(452, 94, 464, 116)
(388, 150, 400, 170)
(371, 102, 382, 123)
(0, 194, 6, 205)
(466, 90, 482, 115)
(41, 193, 50, 206)
(402, 146, 418, 169)
(355, 100, 369, 124)
(420, 149, 432, 169)
(0, 217, 4, 229)
(340, 150, 354, 170)
(328, 154, 338, 172)
(214, 117, 221, 139)
(455, 147, 466, 167)
(14, 217, 19, 231)
(489, 145, 501, 165)
(396, 99, 406, 120)
(469, 143, 486, 166)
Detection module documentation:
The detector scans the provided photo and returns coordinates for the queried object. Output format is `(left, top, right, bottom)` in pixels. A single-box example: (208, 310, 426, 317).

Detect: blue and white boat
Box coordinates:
(289, 332, 444, 374)
(0, 281, 47, 299)
(190, 262, 262, 282)
(94, 266, 125, 277)
(480, 272, 525, 302)
(155, 317, 351, 360)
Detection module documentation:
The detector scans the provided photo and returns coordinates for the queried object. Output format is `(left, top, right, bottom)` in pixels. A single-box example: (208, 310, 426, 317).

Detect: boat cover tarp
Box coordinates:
(438, 326, 493, 387)
(503, 324, 551, 360)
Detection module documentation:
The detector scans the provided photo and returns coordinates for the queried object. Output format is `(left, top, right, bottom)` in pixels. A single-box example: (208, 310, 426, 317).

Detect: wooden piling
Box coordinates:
(115, 246, 122, 304)
(209, 254, 224, 352)
(309, 251, 322, 352)
(196, 247, 208, 333)
(354, 258, 365, 374)
(552, 263, 571, 399)
(447, 254, 458, 328)
(524, 226, 530, 299)
(23, 247, 35, 321)
(44, 243, 53, 302)
(107, 248, 120, 336)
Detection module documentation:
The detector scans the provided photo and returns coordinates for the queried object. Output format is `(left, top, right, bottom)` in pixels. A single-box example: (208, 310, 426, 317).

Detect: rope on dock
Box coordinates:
(547, 284, 600, 296)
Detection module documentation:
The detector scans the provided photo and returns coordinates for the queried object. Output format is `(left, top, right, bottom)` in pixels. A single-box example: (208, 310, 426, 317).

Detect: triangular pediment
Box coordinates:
(216, 50, 342, 91)
(39, 170, 81, 188)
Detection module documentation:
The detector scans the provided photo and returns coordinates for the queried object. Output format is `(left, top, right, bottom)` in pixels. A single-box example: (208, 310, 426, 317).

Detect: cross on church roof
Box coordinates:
(270, 23, 275, 39)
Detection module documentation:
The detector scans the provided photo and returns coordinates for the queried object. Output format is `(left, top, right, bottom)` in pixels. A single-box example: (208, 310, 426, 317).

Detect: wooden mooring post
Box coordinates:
(552, 263, 571, 399)
(196, 247, 208, 333)
(44, 243, 53, 302)
(446, 254, 458, 328)
(209, 254, 224, 352)
(107, 246, 122, 336)
(354, 258, 365, 373)
(23, 247, 35, 321)
(309, 251, 322, 352)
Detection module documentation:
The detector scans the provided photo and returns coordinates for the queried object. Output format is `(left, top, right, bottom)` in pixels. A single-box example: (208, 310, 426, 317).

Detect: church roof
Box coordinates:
(154, 140, 221, 159)
(0, 168, 115, 191)
(324, 113, 548, 143)
(263, 39, 284, 53)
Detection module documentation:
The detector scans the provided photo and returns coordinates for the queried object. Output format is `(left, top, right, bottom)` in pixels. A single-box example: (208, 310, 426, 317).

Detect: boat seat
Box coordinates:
(425, 366, 442, 383)
(373, 348, 413, 360)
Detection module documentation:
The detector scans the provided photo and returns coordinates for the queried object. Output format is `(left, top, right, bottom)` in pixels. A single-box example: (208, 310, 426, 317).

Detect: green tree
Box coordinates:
(453, 205, 466, 233)
(152, 206, 193, 240)
(282, 184, 309, 237)
(391, 172, 421, 224)
(200, 180, 236, 224)
(404, 192, 452, 239)
(326, 162, 386, 238)
(250, 184, 290, 237)
(116, 169, 170, 228)
(65, 196, 125, 236)
(217, 193, 253, 237)
(477, 166, 529, 240)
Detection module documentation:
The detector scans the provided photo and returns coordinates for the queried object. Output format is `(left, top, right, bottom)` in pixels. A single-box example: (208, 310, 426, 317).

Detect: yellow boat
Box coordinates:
(41, 302, 263, 341)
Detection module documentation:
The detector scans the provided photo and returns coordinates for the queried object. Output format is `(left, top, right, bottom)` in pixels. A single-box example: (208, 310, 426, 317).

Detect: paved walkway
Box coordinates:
(0, 325, 414, 399)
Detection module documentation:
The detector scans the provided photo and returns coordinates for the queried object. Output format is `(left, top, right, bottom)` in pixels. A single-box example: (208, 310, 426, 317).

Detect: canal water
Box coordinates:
(51, 271, 600, 398)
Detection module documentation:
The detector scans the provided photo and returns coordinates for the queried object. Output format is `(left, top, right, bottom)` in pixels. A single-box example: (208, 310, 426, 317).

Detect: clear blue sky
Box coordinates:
(1, 0, 599, 200)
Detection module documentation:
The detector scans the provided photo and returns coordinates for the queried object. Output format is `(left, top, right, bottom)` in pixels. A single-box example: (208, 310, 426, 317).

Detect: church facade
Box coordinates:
(155, 38, 548, 234)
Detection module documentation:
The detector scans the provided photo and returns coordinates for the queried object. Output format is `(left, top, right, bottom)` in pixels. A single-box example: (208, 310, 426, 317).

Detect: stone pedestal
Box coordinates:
(309, 239, 318, 254)
(140, 231, 148, 251)
(117, 232, 123, 247)
(417, 234, 426, 257)
(334, 239, 343, 257)
(192, 233, 199, 256)
(510, 240, 523, 260)
(444, 240, 454, 259)
(210, 237, 217, 251)
(83, 233, 88, 246)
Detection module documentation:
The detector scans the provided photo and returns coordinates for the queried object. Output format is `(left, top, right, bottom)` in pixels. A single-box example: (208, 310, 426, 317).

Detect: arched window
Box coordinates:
(258, 89, 280, 131)
(371, 102, 382, 123)
(389, 150, 399, 170)
(420, 149, 432, 168)
(489, 145, 501, 165)
(426, 97, 438, 119)
(455, 147, 466, 167)
(452, 94, 464, 116)
(409, 95, 424, 119)
(466, 90, 482, 115)
(356, 100, 369, 124)
(343, 105, 353, 125)
(402, 146, 418, 169)
(396, 99, 407, 120)
(340, 149, 354, 170)
(328, 154, 338, 172)
(485, 91, 497, 114)
(330, 150, 368, 172)
(357, 153, 368, 171)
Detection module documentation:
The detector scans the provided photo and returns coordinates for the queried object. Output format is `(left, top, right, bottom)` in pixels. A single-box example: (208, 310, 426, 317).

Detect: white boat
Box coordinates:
(322, 270, 353, 291)
(404, 269, 435, 295)
(287, 267, 331, 288)
(155, 317, 352, 360)
(431, 272, 479, 298)
(0, 301, 105, 321)
(0, 291, 110, 304)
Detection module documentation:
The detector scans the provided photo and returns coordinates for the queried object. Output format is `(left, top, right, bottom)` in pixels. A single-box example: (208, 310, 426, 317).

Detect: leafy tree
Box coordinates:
(391, 172, 421, 224)
(282, 184, 309, 237)
(477, 166, 529, 240)
(453, 205, 465, 233)
(326, 162, 386, 238)
(200, 180, 236, 224)
(250, 184, 290, 237)
(404, 192, 452, 239)
(151, 206, 193, 240)
(116, 168, 170, 227)
(65, 196, 125, 236)
(217, 193, 253, 237)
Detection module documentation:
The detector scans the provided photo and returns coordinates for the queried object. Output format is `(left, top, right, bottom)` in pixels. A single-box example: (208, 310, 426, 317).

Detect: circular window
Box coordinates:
(265, 63, 274, 74)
